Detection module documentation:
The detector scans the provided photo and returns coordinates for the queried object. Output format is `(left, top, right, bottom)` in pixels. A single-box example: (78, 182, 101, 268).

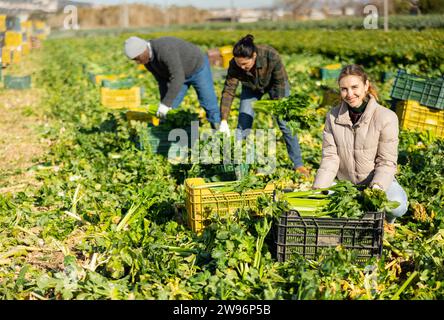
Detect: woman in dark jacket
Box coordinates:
(219, 34, 308, 176)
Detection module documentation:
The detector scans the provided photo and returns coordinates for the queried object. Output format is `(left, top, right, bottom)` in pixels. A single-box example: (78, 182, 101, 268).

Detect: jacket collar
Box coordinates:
(335, 94, 378, 127)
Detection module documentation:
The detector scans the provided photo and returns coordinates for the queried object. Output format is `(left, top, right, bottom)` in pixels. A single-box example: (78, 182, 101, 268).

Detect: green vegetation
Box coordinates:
(0, 29, 443, 300)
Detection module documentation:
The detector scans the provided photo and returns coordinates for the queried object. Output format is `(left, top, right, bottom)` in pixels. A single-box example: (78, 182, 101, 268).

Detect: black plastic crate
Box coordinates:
(390, 69, 444, 110)
(274, 210, 384, 263)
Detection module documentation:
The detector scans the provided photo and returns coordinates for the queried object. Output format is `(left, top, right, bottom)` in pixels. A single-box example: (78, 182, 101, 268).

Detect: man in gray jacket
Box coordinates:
(124, 36, 221, 129)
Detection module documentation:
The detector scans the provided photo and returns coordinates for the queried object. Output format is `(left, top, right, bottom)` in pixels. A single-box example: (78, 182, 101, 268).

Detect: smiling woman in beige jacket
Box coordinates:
(313, 64, 408, 225)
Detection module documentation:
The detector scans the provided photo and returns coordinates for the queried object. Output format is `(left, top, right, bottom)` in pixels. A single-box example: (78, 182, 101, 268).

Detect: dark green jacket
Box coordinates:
(220, 44, 288, 120)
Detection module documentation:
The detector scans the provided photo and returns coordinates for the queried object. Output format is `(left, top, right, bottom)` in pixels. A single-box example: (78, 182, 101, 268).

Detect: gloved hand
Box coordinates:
(156, 103, 171, 119)
(372, 184, 382, 190)
(219, 120, 230, 137)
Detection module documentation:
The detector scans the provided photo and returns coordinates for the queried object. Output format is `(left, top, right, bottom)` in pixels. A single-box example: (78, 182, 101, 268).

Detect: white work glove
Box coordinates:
(372, 184, 382, 190)
(156, 103, 171, 119)
(219, 120, 230, 137)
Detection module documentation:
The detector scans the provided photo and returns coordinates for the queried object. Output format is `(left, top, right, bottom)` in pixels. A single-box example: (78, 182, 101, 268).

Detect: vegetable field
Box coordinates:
(0, 27, 443, 301)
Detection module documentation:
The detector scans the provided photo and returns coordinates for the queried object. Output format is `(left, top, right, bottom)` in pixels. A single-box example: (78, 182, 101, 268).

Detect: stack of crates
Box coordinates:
(273, 210, 384, 263)
(33, 21, 48, 40)
(185, 178, 275, 233)
(3, 31, 22, 65)
(391, 69, 444, 137)
(20, 21, 32, 56)
(0, 15, 6, 31)
(0, 15, 4, 71)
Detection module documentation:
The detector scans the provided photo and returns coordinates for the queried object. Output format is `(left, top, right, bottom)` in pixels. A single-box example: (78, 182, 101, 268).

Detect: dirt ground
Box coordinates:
(0, 87, 51, 193)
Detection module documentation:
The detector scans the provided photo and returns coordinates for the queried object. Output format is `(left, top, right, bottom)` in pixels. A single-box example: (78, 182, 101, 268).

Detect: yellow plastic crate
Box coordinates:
(5, 31, 22, 47)
(35, 33, 47, 41)
(2, 47, 12, 65)
(22, 42, 30, 55)
(33, 21, 46, 30)
(11, 49, 21, 64)
(21, 21, 32, 32)
(126, 110, 160, 126)
(100, 87, 141, 109)
(324, 63, 342, 70)
(219, 45, 233, 69)
(396, 100, 444, 138)
(0, 15, 6, 32)
(185, 178, 275, 233)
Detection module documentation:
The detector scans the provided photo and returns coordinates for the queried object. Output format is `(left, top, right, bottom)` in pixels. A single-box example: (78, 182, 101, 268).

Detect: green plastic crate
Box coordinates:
(320, 68, 341, 80)
(4, 75, 31, 89)
(101, 78, 135, 89)
(390, 69, 444, 110)
(139, 124, 197, 157)
(199, 163, 249, 181)
(320, 64, 342, 80)
(214, 164, 249, 180)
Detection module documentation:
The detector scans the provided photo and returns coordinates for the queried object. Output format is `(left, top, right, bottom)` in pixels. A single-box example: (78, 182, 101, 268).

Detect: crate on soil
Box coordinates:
(320, 63, 342, 80)
(273, 210, 384, 263)
(185, 178, 275, 233)
(138, 123, 196, 157)
(4, 75, 31, 89)
(215, 164, 249, 180)
(101, 78, 135, 89)
(100, 87, 141, 109)
(1, 46, 12, 65)
(4, 31, 22, 47)
(396, 100, 444, 138)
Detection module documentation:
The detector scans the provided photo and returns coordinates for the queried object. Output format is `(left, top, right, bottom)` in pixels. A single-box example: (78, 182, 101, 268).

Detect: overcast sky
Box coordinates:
(76, 0, 277, 9)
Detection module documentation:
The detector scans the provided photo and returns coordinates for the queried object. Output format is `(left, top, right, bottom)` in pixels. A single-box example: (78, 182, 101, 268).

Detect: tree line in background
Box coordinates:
(282, 0, 444, 15)
(34, 0, 444, 30)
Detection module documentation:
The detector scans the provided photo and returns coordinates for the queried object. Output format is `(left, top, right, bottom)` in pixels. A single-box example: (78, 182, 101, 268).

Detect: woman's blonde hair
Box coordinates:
(338, 64, 379, 101)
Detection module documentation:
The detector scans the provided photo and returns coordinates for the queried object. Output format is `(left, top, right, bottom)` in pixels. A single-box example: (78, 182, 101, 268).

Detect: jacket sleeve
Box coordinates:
(313, 112, 340, 189)
(371, 111, 399, 190)
(220, 65, 239, 120)
(159, 50, 186, 107)
(269, 52, 287, 100)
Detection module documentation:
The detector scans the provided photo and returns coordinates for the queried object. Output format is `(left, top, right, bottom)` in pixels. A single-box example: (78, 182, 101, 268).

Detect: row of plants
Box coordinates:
(132, 30, 444, 72)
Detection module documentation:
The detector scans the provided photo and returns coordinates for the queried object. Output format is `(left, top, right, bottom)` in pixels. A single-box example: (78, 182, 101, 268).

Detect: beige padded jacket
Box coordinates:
(313, 95, 399, 191)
